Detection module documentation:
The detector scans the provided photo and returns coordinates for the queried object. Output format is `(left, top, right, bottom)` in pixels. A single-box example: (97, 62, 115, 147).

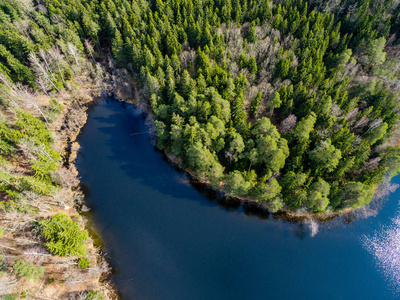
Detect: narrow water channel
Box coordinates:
(76, 98, 400, 300)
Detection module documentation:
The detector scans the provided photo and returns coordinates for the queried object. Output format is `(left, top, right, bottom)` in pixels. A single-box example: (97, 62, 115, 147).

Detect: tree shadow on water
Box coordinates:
(80, 99, 325, 238)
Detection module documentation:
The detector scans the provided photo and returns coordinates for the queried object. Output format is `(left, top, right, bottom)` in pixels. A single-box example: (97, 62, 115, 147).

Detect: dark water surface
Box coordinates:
(76, 99, 400, 300)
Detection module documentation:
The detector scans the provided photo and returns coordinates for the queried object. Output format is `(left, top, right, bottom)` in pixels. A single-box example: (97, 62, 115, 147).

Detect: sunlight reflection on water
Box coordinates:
(363, 206, 400, 294)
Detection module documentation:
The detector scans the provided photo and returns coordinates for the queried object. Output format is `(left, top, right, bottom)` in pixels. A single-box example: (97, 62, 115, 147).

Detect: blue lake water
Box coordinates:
(76, 99, 400, 300)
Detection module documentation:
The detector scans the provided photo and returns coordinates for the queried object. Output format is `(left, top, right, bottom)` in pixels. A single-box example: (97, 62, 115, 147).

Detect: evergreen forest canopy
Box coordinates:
(2, 0, 400, 214)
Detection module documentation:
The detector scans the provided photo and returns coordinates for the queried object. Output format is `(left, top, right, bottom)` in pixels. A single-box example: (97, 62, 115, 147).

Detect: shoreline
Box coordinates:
(51, 75, 392, 298)
(55, 86, 123, 300)
(123, 95, 365, 223)
(51, 74, 391, 298)
(161, 151, 351, 223)
(62, 69, 141, 299)
(0, 72, 121, 298)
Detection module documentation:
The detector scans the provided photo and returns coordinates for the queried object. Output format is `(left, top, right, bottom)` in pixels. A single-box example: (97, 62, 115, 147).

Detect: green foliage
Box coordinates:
(269, 92, 282, 110)
(40, 213, 88, 257)
(384, 147, 400, 179)
(308, 139, 342, 174)
(12, 260, 44, 281)
(364, 37, 386, 67)
(2, 294, 18, 300)
(0, 122, 23, 155)
(250, 92, 262, 117)
(306, 179, 330, 212)
(19, 175, 55, 195)
(292, 113, 316, 143)
(250, 118, 289, 173)
(85, 291, 104, 300)
(0, 227, 4, 238)
(16, 110, 52, 145)
(0, 200, 35, 214)
(365, 122, 388, 145)
(337, 182, 374, 209)
(225, 170, 256, 197)
(1, 0, 399, 214)
(253, 176, 282, 202)
(267, 197, 285, 213)
(30, 157, 58, 182)
(78, 257, 89, 268)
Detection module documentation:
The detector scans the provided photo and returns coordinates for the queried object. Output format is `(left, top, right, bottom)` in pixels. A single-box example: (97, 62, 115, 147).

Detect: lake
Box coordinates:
(76, 98, 400, 300)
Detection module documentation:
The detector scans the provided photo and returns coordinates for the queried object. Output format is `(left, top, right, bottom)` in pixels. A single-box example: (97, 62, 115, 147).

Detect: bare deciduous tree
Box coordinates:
(346, 107, 359, 122)
(35, 76, 50, 96)
(18, 191, 53, 213)
(29, 52, 60, 93)
(280, 114, 297, 133)
(67, 43, 82, 70)
(84, 39, 96, 65)
(353, 116, 369, 130)
(14, 19, 31, 37)
(39, 49, 55, 78)
(330, 102, 343, 117)
(22, 245, 51, 265)
(360, 157, 381, 173)
(180, 49, 196, 73)
(47, 45, 66, 86)
(88, 259, 111, 275)
(0, 73, 50, 124)
(0, 277, 18, 294)
(18, 137, 56, 162)
(14, 0, 34, 13)
(366, 118, 383, 132)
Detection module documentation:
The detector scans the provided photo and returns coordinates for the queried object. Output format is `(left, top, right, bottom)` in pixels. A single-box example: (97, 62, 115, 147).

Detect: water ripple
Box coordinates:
(363, 212, 400, 294)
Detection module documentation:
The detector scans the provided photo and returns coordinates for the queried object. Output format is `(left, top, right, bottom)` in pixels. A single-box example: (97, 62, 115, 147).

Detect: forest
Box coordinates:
(1, 0, 400, 217)
(1, 0, 400, 297)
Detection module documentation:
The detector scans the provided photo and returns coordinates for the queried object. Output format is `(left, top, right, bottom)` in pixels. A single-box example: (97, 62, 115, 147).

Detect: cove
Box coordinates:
(76, 98, 400, 300)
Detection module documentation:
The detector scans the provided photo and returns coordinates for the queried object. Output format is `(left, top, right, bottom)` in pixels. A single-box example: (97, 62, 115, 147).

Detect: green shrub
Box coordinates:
(40, 213, 88, 257)
(85, 291, 104, 300)
(78, 257, 89, 268)
(2, 294, 18, 300)
(12, 260, 44, 280)
(0, 227, 4, 238)
(19, 175, 55, 195)
(16, 110, 52, 145)
(30, 158, 58, 182)
(0, 123, 22, 155)
(5, 190, 19, 199)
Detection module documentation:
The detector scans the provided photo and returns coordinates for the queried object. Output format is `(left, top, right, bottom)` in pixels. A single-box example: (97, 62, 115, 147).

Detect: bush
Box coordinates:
(12, 260, 44, 280)
(19, 175, 55, 195)
(3, 294, 18, 300)
(0, 227, 4, 238)
(78, 257, 89, 268)
(85, 291, 104, 300)
(40, 213, 88, 257)
(0, 123, 22, 155)
(16, 110, 52, 145)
